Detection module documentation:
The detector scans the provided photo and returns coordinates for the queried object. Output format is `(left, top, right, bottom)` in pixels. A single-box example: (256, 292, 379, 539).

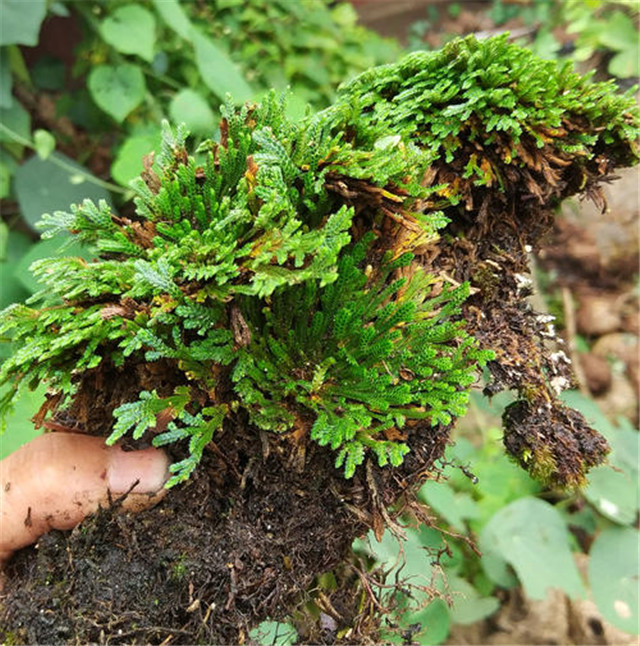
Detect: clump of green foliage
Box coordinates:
(488, 0, 639, 80)
(327, 33, 639, 180)
(0, 94, 490, 485)
(1, 35, 638, 489)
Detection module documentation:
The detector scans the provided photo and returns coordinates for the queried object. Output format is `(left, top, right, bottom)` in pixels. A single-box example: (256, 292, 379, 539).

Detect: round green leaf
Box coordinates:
(449, 577, 500, 625)
(13, 236, 91, 294)
(169, 89, 216, 136)
(585, 465, 638, 526)
(88, 64, 146, 122)
(0, 0, 47, 46)
(13, 153, 112, 231)
(0, 101, 31, 143)
(589, 527, 639, 634)
(99, 5, 156, 63)
(409, 598, 450, 645)
(111, 132, 161, 186)
(480, 497, 586, 600)
(33, 129, 56, 160)
(191, 29, 253, 103)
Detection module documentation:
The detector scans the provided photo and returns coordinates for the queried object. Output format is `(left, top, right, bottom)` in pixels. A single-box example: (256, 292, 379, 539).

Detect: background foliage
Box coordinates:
(0, 0, 638, 643)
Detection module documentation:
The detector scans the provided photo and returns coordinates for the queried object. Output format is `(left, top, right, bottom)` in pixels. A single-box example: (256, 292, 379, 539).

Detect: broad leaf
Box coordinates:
(88, 64, 146, 122)
(449, 577, 500, 625)
(0, 0, 47, 46)
(589, 527, 639, 634)
(585, 464, 638, 526)
(0, 384, 45, 458)
(13, 153, 112, 231)
(0, 228, 32, 308)
(169, 88, 217, 136)
(99, 5, 156, 63)
(191, 29, 253, 103)
(13, 236, 91, 294)
(249, 621, 297, 646)
(111, 131, 161, 187)
(479, 497, 586, 600)
(419, 480, 480, 531)
(0, 101, 30, 144)
(151, 0, 192, 41)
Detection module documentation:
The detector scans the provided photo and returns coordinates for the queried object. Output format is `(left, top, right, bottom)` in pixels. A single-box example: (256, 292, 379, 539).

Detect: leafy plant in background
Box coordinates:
(347, 390, 638, 644)
(0, 0, 396, 279)
(488, 0, 639, 78)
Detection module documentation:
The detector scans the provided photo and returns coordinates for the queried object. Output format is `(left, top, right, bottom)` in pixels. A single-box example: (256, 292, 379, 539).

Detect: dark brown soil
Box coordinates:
(0, 410, 450, 644)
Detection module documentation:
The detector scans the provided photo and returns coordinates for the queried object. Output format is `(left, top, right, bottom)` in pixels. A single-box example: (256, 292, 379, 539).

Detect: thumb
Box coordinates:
(0, 433, 168, 563)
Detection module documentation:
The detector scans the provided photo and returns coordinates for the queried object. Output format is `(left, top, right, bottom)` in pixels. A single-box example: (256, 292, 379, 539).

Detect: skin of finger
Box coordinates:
(0, 433, 168, 562)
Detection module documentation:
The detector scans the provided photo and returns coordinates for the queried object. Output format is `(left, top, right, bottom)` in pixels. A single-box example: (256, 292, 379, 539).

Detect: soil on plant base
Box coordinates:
(0, 407, 450, 644)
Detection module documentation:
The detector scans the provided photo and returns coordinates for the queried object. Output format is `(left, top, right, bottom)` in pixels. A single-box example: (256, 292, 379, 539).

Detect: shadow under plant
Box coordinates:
(0, 35, 638, 643)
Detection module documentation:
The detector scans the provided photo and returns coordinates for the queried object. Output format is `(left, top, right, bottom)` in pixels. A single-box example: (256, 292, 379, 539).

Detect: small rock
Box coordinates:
(592, 332, 639, 394)
(579, 353, 612, 396)
(594, 373, 638, 426)
(576, 294, 623, 337)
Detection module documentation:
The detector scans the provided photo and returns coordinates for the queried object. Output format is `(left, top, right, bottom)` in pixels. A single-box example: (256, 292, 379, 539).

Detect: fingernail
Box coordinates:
(108, 446, 169, 494)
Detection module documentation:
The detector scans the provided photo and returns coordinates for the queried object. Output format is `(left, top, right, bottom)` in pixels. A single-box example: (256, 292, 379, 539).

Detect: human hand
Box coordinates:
(0, 433, 168, 566)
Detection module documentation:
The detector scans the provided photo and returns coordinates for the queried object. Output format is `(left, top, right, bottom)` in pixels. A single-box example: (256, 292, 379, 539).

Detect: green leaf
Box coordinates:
(449, 577, 500, 625)
(0, 229, 32, 308)
(598, 11, 639, 53)
(0, 101, 30, 146)
(479, 497, 586, 600)
(191, 29, 253, 103)
(585, 465, 639, 526)
(589, 527, 639, 634)
(0, 384, 45, 458)
(13, 236, 91, 294)
(151, 0, 192, 41)
(0, 227, 30, 264)
(111, 131, 161, 186)
(0, 161, 10, 199)
(407, 598, 451, 645)
(419, 480, 480, 531)
(169, 88, 217, 136)
(33, 129, 55, 160)
(608, 49, 640, 79)
(0, 49, 11, 108)
(0, 221, 6, 259)
(88, 64, 146, 122)
(13, 153, 112, 231)
(0, 0, 47, 46)
(249, 621, 298, 646)
(99, 5, 156, 63)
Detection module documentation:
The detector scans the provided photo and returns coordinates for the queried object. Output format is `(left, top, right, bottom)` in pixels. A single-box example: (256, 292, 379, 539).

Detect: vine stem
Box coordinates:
(0, 123, 128, 195)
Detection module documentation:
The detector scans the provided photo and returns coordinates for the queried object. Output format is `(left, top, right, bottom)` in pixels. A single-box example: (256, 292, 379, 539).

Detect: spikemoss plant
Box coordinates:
(0, 35, 637, 488)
